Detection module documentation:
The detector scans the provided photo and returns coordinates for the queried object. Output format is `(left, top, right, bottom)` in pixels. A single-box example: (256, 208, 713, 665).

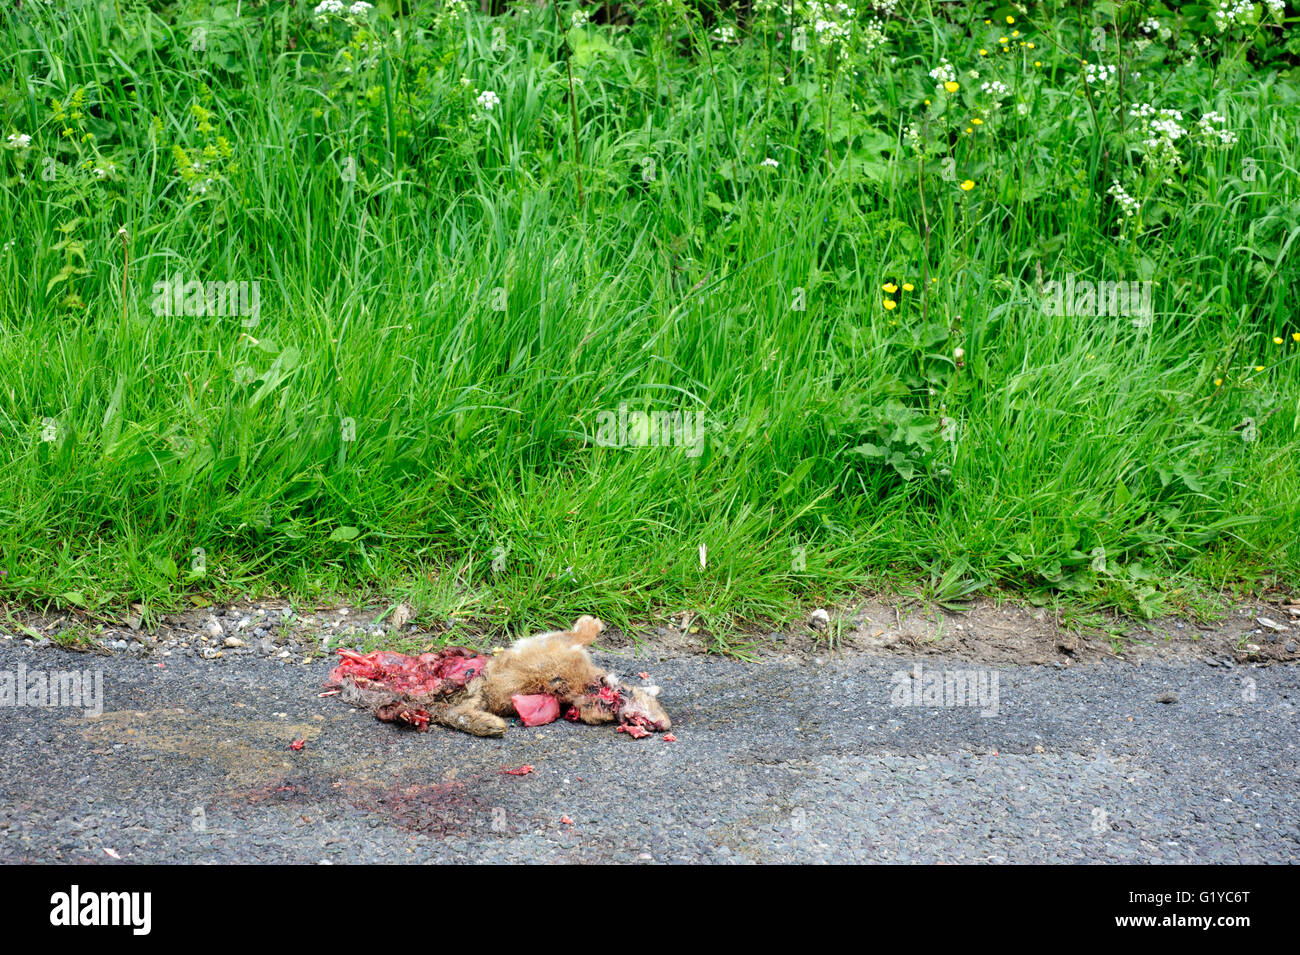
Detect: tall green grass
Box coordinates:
(0, 0, 1296, 636)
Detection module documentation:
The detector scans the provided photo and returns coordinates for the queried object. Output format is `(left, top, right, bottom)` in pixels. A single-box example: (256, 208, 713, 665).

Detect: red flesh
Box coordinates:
(374, 700, 432, 731)
(328, 646, 488, 697)
(511, 694, 560, 726)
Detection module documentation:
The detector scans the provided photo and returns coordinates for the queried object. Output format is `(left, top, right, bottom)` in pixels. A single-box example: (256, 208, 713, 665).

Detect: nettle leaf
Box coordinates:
(329, 525, 361, 543)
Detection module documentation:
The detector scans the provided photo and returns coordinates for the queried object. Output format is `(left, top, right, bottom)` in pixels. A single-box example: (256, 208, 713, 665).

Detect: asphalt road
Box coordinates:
(1, 643, 1296, 863)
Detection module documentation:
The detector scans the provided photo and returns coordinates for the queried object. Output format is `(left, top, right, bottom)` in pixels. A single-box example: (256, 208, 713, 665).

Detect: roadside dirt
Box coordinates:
(3, 594, 1298, 668)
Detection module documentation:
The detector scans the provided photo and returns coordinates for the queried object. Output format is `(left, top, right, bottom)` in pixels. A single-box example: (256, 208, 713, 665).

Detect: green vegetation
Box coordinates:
(1, 0, 1297, 636)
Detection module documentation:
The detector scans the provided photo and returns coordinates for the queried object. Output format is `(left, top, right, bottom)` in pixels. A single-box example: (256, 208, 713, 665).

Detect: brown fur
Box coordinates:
(338, 616, 671, 738)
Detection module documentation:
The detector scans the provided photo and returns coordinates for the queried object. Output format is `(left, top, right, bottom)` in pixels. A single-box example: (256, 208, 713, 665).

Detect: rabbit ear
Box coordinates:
(646, 685, 661, 697)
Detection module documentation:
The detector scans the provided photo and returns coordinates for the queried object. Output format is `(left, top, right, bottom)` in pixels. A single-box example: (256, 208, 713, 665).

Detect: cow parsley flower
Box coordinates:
(859, 16, 886, 54)
(928, 58, 957, 86)
(476, 90, 500, 111)
(1128, 103, 1189, 172)
(1084, 63, 1116, 84)
(1107, 179, 1140, 218)
(1197, 110, 1238, 146)
(980, 79, 1009, 100)
(1212, 0, 1255, 32)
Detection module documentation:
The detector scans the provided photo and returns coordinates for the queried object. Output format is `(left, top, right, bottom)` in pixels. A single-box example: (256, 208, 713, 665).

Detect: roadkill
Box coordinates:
(323, 616, 671, 738)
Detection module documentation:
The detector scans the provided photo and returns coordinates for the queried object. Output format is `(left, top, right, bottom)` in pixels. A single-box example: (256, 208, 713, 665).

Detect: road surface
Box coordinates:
(1, 643, 1295, 863)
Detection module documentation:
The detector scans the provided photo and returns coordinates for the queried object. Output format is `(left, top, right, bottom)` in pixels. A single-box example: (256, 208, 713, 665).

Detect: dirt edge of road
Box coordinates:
(4, 594, 1298, 668)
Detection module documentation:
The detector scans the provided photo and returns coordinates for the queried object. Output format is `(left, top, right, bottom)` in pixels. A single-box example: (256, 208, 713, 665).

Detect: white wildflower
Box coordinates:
(1084, 63, 1116, 85)
(1212, 1, 1255, 32)
(928, 57, 957, 85)
(1107, 180, 1140, 218)
(857, 17, 887, 55)
(1197, 110, 1238, 146)
(476, 90, 500, 111)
